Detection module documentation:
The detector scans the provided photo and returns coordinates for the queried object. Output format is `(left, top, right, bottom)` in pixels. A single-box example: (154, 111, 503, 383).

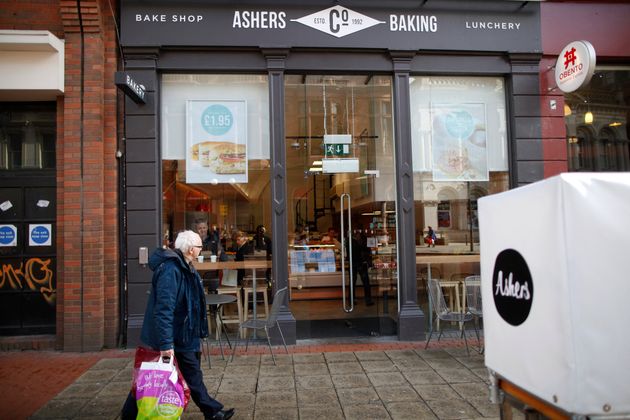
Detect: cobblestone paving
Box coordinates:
(31, 347, 503, 420)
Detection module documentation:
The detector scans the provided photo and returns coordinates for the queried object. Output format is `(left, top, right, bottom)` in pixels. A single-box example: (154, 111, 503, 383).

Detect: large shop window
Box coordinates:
(409, 76, 509, 314)
(161, 75, 272, 287)
(564, 69, 630, 172)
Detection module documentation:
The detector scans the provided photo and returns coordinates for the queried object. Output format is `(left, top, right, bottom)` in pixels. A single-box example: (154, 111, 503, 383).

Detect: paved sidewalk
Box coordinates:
(22, 338, 499, 420)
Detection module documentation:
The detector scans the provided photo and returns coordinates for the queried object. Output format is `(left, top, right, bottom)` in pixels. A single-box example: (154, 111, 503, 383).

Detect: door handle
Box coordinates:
(340, 193, 353, 313)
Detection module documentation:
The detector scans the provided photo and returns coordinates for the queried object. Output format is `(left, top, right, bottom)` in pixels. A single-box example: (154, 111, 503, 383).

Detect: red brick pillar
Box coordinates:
(60, 0, 119, 351)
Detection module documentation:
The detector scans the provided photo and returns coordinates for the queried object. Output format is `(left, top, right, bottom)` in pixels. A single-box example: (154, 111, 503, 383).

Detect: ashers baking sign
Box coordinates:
(121, 3, 541, 53)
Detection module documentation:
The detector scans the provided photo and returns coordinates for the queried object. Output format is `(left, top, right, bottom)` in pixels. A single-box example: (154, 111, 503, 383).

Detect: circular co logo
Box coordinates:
(157, 390, 182, 416)
(31, 226, 50, 245)
(201, 104, 233, 136)
(492, 249, 534, 326)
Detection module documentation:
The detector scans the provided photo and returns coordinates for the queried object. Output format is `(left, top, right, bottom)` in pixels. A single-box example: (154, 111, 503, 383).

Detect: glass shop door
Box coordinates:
(284, 75, 399, 339)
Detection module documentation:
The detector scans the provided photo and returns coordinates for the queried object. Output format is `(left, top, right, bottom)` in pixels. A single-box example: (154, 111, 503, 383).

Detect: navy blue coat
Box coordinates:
(140, 248, 208, 352)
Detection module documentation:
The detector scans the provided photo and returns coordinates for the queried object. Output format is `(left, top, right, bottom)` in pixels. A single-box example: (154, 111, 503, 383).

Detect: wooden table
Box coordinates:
(416, 254, 480, 330)
(194, 259, 272, 338)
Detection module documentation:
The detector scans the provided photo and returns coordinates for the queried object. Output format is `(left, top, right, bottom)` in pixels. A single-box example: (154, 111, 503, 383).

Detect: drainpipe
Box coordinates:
(76, 0, 85, 353)
(110, 0, 128, 348)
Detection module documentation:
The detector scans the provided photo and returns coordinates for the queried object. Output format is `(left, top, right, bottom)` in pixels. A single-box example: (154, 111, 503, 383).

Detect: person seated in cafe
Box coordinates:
(229, 230, 252, 287)
(320, 226, 341, 250)
(293, 224, 308, 245)
(194, 219, 225, 292)
(253, 224, 272, 286)
(194, 219, 221, 255)
(349, 229, 374, 306)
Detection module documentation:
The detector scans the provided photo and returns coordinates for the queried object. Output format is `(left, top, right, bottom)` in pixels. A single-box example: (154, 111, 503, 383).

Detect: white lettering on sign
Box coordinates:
(136, 14, 165, 22)
(494, 271, 531, 300)
(171, 14, 203, 23)
(291, 6, 385, 38)
(134, 14, 202, 23)
(465, 21, 521, 30)
(232, 11, 287, 29)
(126, 75, 146, 101)
(389, 15, 437, 32)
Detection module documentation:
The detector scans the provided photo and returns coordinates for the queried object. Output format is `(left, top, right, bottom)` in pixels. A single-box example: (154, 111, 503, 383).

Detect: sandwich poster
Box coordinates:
(430, 103, 489, 182)
(186, 100, 248, 184)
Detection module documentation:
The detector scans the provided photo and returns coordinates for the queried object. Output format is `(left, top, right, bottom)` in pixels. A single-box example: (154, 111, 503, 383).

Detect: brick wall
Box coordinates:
(59, 0, 120, 351)
(539, 57, 569, 178)
(0, 0, 64, 37)
(1, 1, 120, 351)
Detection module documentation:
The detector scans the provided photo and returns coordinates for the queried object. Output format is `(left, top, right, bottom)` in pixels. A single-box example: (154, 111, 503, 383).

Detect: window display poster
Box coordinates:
(430, 103, 489, 181)
(186, 100, 248, 184)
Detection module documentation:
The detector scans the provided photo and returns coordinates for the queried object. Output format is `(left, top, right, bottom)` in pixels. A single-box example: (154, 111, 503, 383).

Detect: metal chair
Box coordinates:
(230, 286, 289, 365)
(464, 275, 483, 353)
(425, 278, 476, 356)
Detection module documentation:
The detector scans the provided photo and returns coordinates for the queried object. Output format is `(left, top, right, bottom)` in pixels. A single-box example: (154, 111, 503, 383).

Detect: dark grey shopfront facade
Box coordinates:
(120, 0, 543, 346)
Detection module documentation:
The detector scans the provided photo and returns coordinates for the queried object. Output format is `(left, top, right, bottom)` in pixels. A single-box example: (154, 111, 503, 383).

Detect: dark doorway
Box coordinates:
(0, 102, 57, 336)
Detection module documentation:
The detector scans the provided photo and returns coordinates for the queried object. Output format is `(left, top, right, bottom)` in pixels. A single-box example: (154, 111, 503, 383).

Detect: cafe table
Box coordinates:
(194, 259, 272, 339)
(416, 254, 481, 330)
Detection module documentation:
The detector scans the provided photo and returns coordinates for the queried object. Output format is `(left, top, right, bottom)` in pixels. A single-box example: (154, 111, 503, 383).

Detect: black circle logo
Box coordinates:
(492, 249, 534, 326)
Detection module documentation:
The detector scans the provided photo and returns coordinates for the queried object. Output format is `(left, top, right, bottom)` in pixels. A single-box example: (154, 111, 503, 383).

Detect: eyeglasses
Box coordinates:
(193, 245, 203, 249)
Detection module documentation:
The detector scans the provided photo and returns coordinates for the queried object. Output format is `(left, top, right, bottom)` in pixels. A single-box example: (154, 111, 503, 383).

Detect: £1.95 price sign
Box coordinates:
(201, 104, 233, 136)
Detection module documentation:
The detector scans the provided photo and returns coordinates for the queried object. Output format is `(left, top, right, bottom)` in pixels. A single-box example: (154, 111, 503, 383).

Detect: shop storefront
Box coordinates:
(120, 0, 543, 345)
(1, 5, 120, 351)
(540, 2, 630, 174)
(0, 31, 63, 338)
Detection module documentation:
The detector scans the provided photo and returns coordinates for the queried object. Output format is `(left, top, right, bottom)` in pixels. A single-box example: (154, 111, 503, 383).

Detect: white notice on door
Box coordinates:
(0, 200, 13, 212)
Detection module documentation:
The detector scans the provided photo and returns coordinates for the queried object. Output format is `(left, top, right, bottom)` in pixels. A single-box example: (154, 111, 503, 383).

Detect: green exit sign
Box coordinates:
(325, 144, 350, 156)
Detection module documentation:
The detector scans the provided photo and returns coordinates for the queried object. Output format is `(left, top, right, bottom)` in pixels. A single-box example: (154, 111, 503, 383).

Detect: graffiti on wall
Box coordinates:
(0, 258, 55, 305)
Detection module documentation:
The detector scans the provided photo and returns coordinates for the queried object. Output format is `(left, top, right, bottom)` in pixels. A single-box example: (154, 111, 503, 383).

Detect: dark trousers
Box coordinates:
(121, 351, 223, 419)
(352, 263, 373, 303)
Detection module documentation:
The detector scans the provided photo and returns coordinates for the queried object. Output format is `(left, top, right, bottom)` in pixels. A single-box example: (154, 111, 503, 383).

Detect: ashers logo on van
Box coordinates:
(492, 249, 533, 326)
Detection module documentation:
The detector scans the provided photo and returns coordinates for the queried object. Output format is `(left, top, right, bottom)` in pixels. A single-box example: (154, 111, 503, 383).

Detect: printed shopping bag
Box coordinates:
(135, 356, 186, 420)
(131, 347, 191, 406)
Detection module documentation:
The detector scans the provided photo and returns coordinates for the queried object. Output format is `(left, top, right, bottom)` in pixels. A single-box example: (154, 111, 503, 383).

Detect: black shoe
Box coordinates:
(210, 408, 235, 420)
(366, 301, 375, 306)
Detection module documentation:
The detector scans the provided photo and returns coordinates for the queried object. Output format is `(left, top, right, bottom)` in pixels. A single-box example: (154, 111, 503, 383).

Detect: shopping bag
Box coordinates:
(130, 347, 190, 415)
(135, 356, 186, 420)
(222, 269, 238, 286)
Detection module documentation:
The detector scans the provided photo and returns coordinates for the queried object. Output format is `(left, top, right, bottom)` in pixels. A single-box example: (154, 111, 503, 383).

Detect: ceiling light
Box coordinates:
(563, 104, 571, 116)
(309, 167, 323, 172)
(312, 161, 322, 166)
(584, 111, 593, 124)
(609, 122, 622, 127)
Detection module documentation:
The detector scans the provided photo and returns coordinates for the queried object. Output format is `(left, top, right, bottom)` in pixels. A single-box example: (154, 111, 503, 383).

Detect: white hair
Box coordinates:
(174, 230, 200, 253)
